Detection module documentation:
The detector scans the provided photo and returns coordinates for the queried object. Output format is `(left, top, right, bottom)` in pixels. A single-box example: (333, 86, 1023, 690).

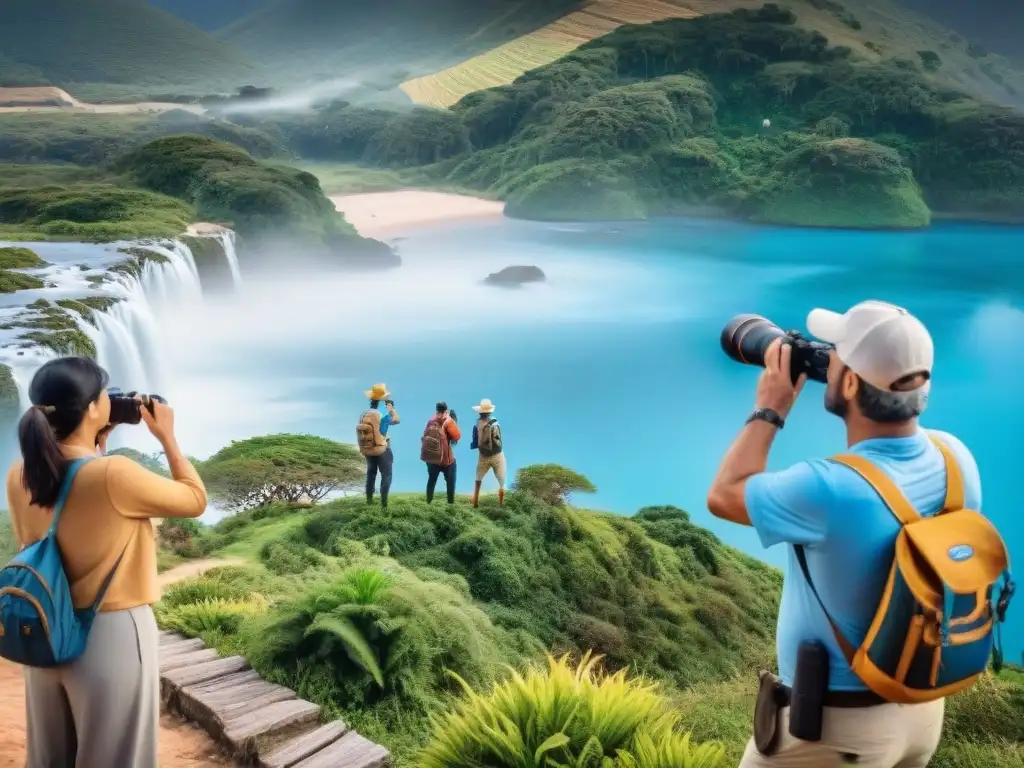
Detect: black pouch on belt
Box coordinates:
(754, 669, 785, 756)
(789, 640, 830, 742)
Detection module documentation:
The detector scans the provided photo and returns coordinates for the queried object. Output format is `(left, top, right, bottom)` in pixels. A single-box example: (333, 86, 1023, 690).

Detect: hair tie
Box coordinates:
(35, 405, 56, 415)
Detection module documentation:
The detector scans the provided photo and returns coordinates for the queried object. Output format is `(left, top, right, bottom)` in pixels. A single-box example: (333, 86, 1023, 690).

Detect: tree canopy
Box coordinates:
(198, 433, 364, 510)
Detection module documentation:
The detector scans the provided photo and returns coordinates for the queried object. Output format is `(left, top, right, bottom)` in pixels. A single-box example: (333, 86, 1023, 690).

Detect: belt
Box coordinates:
(777, 684, 887, 709)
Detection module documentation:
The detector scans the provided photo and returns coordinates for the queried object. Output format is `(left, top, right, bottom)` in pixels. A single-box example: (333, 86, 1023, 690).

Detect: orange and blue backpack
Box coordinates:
(796, 435, 1014, 703)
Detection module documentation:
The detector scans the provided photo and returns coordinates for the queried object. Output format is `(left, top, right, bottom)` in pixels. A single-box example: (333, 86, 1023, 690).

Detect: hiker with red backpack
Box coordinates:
(421, 401, 461, 504)
(707, 301, 1013, 767)
(470, 398, 506, 507)
(355, 383, 400, 509)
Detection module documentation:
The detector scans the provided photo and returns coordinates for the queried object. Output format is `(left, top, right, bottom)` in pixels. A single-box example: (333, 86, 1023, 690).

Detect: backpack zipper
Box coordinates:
(2, 564, 56, 608)
(0, 587, 52, 642)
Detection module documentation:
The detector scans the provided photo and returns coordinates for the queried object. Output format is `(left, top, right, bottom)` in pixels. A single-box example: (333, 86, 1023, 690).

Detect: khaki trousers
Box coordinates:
(23, 605, 160, 768)
(739, 699, 944, 768)
(475, 453, 507, 486)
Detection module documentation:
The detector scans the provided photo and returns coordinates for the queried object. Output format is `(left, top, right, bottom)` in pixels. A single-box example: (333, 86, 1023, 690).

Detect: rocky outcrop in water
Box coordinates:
(483, 265, 546, 288)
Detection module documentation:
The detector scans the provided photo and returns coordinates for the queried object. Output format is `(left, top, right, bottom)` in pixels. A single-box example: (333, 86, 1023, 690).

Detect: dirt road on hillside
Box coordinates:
(0, 86, 204, 115)
(0, 558, 238, 767)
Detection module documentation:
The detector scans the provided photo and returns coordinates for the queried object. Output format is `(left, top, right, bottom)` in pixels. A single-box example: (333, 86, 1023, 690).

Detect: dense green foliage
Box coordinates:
(161, 476, 781, 762)
(420, 653, 727, 768)
(0, 183, 194, 241)
(0, 113, 287, 166)
(0, 0, 253, 87)
(249, 5, 1024, 226)
(0, 515, 14, 562)
(115, 136, 390, 257)
(198, 433, 364, 510)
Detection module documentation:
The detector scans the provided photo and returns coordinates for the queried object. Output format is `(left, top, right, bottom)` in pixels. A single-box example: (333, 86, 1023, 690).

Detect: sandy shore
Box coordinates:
(330, 190, 505, 236)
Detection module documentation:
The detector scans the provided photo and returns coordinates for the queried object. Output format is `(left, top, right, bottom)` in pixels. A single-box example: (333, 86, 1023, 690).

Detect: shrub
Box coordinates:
(419, 653, 726, 767)
(513, 464, 596, 506)
(156, 595, 268, 636)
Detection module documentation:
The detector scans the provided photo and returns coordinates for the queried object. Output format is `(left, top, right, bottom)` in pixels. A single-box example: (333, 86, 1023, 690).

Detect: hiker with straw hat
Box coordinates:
(470, 398, 506, 507)
(354, 383, 400, 509)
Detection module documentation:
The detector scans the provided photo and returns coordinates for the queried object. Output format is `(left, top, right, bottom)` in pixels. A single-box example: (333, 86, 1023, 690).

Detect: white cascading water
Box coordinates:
(4, 234, 241, 411)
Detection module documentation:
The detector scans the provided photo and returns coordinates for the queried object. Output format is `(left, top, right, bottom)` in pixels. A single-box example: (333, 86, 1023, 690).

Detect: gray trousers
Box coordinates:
(23, 605, 159, 768)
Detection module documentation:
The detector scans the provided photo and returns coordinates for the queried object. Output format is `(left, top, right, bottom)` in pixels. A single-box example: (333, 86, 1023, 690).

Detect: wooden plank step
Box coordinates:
(259, 721, 349, 768)
(161, 656, 249, 703)
(160, 647, 220, 672)
(179, 678, 297, 740)
(185, 669, 262, 694)
(159, 631, 186, 645)
(292, 730, 390, 768)
(222, 699, 321, 755)
(160, 636, 204, 654)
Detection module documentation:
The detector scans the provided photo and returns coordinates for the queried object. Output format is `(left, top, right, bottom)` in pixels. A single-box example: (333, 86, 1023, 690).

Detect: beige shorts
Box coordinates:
(739, 699, 944, 768)
(475, 453, 507, 486)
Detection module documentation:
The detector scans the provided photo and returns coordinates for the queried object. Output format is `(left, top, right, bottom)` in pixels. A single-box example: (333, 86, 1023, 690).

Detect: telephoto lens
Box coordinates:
(720, 314, 833, 384)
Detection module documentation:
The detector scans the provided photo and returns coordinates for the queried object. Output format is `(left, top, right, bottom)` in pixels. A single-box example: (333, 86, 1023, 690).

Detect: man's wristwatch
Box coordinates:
(746, 407, 785, 429)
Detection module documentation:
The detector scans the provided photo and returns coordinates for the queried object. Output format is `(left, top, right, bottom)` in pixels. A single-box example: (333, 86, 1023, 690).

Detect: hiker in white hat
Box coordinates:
(707, 300, 997, 768)
(354, 383, 400, 509)
(470, 398, 506, 507)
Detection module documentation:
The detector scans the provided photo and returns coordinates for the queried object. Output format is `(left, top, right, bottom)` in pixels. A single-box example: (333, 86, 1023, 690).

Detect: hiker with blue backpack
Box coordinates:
(707, 301, 1014, 767)
(1, 356, 207, 767)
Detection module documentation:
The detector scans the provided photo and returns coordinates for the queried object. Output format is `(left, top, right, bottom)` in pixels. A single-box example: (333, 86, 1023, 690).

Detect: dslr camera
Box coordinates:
(720, 314, 833, 384)
(108, 388, 167, 426)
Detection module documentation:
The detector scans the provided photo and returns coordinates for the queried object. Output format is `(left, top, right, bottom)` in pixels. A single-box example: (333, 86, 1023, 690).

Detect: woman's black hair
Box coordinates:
(18, 356, 108, 508)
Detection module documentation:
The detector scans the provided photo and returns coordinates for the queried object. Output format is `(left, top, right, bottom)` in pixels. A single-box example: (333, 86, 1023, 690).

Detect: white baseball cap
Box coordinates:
(806, 300, 934, 391)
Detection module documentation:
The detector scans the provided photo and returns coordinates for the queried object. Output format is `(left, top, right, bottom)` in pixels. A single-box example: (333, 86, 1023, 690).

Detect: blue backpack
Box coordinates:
(0, 458, 125, 667)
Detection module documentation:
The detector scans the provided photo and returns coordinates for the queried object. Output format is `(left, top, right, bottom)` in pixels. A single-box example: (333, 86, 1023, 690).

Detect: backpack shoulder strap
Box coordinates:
(928, 434, 965, 512)
(828, 453, 920, 526)
(47, 457, 92, 536)
(793, 545, 857, 664)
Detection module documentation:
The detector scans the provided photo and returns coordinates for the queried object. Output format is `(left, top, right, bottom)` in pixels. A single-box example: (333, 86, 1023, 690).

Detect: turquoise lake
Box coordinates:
(8, 216, 1023, 662)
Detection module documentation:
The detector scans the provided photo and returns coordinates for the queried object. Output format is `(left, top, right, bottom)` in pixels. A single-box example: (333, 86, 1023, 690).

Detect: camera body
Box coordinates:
(721, 314, 833, 384)
(108, 388, 166, 426)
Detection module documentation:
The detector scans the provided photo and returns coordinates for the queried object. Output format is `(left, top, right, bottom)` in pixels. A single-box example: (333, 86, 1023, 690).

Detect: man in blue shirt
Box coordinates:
(357, 383, 400, 509)
(707, 301, 978, 767)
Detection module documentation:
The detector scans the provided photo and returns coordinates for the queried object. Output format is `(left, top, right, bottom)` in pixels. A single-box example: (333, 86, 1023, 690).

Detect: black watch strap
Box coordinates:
(747, 407, 785, 429)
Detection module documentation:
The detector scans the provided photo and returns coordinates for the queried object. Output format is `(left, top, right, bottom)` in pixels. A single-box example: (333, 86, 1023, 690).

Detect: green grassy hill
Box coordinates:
(220, 0, 583, 87)
(0, 0, 254, 89)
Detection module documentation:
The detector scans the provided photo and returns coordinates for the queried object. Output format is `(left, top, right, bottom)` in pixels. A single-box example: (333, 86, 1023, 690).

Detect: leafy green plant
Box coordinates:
(156, 595, 269, 636)
(419, 652, 726, 768)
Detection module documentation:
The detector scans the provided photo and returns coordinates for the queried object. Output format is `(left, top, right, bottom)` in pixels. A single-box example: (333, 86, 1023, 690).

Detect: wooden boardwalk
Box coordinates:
(159, 631, 390, 768)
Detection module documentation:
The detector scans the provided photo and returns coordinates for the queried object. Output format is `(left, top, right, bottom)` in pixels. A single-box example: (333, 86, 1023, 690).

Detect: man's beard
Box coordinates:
(825, 381, 848, 419)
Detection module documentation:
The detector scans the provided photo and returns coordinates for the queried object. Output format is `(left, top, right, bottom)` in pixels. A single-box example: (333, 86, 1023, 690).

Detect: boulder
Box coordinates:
(483, 265, 546, 288)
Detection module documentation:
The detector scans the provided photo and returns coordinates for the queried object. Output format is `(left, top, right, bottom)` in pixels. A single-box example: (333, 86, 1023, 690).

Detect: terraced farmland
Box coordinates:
(400, 0, 758, 108)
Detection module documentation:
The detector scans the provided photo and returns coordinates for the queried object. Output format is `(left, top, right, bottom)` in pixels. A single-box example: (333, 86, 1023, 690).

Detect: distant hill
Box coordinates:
(898, 0, 1024, 65)
(145, 0, 271, 31)
(401, 0, 1024, 110)
(0, 0, 254, 88)
(221, 0, 583, 86)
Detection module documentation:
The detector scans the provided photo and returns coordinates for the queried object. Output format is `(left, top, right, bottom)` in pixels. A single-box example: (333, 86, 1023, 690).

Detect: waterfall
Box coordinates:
(219, 230, 243, 285)
(1, 236, 213, 411)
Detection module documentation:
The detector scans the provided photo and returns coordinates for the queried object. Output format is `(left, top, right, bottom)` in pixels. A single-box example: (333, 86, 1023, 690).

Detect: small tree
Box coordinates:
(198, 434, 364, 511)
(513, 464, 596, 506)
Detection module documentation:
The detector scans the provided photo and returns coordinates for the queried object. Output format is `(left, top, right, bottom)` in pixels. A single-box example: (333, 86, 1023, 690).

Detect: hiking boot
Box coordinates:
(472, 481, 482, 508)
